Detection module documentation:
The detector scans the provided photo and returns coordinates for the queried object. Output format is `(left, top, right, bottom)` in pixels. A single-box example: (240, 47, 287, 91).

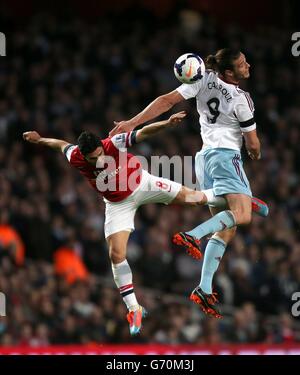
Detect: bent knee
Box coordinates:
(109, 247, 126, 264)
(214, 226, 237, 244)
(237, 213, 252, 225)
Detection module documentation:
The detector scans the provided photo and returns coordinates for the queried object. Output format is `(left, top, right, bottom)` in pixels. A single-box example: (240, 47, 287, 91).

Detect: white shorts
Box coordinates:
(104, 170, 182, 238)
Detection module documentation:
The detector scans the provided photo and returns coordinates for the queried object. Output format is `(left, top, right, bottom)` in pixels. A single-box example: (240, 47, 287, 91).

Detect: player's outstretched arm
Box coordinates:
(243, 129, 261, 160)
(23, 131, 70, 153)
(110, 90, 184, 136)
(135, 111, 186, 143)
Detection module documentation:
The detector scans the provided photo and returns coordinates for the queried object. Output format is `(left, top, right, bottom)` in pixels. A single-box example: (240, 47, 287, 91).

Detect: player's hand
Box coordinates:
(109, 120, 136, 137)
(23, 131, 41, 143)
(168, 111, 187, 125)
(247, 150, 261, 160)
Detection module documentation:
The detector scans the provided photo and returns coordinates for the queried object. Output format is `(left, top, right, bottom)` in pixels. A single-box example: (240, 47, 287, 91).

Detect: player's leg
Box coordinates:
(171, 185, 226, 207)
(107, 231, 147, 335)
(173, 149, 237, 254)
(196, 192, 252, 296)
(141, 171, 261, 261)
(199, 207, 237, 295)
(182, 192, 251, 241)
(138, 170, 263, 260)
(190, 207, 237, 318)
(107, 231, 139, 311)
(104, 197, 147, 335)
(225, 193, 252, 225)
(175, 149, 253, 242)
(185, 204, 238, 237)
(173, 185, 268, 217)
(180, 149, 253, 317)
(170, 186, 232, 259)
(171, 187, 267, 259)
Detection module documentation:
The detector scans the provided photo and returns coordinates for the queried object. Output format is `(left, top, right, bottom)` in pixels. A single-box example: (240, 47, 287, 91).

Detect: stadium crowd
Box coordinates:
(0, 7, 300, 345)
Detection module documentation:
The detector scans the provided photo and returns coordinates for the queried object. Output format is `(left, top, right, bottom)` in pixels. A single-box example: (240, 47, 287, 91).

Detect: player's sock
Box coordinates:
(111, 259, 139, 311)
(199, 236, 227, 294)
(186, 210, 236, 240)
(203, 189, 226, 207)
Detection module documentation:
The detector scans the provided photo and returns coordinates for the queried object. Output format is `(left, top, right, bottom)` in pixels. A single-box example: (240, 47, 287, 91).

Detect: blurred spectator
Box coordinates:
(0, 210, 25, 266)
(271, 312, 298, 344)
(54, 246, 89, 285)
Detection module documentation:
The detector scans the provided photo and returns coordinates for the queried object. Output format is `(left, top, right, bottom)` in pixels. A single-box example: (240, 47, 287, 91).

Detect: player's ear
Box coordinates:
(225, 69, 234, 78)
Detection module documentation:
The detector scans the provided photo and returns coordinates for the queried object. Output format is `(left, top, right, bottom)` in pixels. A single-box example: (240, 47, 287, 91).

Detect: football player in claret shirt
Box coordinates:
(110, 48, 268, 318)
(24, 111, 268, 333)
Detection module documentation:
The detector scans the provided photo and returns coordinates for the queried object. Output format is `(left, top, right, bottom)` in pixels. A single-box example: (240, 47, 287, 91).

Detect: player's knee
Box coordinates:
(214, 226, 236, 244)
(245, 213, 252, 224)
(109, 247, 125, 264)
(236, 211, 252, 225)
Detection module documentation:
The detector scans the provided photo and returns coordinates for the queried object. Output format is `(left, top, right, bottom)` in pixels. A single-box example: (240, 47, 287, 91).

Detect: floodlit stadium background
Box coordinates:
(0, 0, 300, 354)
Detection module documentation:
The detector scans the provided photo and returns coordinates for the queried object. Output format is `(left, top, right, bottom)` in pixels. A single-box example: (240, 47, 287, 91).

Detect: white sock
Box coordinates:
(111, 259, 139, 311)
(203, 189, 226, 208)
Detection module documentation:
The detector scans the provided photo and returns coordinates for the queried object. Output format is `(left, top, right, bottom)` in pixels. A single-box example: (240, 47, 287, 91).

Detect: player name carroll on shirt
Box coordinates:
(64, 132, 142, 202)
(207, 81, 233, 102)
(176, 70, 257, 151)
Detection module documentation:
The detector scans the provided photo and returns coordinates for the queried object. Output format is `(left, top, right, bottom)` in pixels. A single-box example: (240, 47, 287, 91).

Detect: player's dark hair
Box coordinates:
(205, 48, 241, 75)
(77, 131, 102, 156)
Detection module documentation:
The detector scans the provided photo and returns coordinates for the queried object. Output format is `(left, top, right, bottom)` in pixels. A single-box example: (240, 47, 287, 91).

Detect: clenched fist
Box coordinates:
(23, 131, 41, 143)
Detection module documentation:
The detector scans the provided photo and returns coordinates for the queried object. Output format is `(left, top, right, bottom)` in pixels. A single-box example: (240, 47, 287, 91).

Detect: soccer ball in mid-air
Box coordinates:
(174, 53, 205, 84)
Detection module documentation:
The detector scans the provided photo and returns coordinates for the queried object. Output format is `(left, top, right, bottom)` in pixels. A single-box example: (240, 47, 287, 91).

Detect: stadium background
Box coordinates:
(0, 0, 300, 354)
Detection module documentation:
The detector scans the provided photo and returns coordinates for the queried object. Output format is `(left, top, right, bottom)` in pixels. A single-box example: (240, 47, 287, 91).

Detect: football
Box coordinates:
(174, 53, 205, 84)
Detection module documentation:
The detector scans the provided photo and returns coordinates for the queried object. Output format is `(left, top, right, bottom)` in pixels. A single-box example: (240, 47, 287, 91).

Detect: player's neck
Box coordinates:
(219, 74, 239, 86)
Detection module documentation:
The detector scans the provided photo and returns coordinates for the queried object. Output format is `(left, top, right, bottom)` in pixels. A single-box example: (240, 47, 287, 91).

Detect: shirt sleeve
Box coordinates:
(63, 144, 76, 161)
(235, 93, 256, 133)
(176, 71, 208, 99)
(110, 131, 137, 150)
(176, 80, 204, 100)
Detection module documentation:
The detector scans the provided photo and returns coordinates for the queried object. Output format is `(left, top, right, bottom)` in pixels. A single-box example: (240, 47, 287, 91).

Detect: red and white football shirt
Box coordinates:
(64, 131, 142, 202)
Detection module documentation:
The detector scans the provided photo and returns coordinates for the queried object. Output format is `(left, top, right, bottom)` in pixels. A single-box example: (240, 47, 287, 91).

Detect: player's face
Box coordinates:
(85, 146, 104, 165)
(232, 53, 250, 79)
